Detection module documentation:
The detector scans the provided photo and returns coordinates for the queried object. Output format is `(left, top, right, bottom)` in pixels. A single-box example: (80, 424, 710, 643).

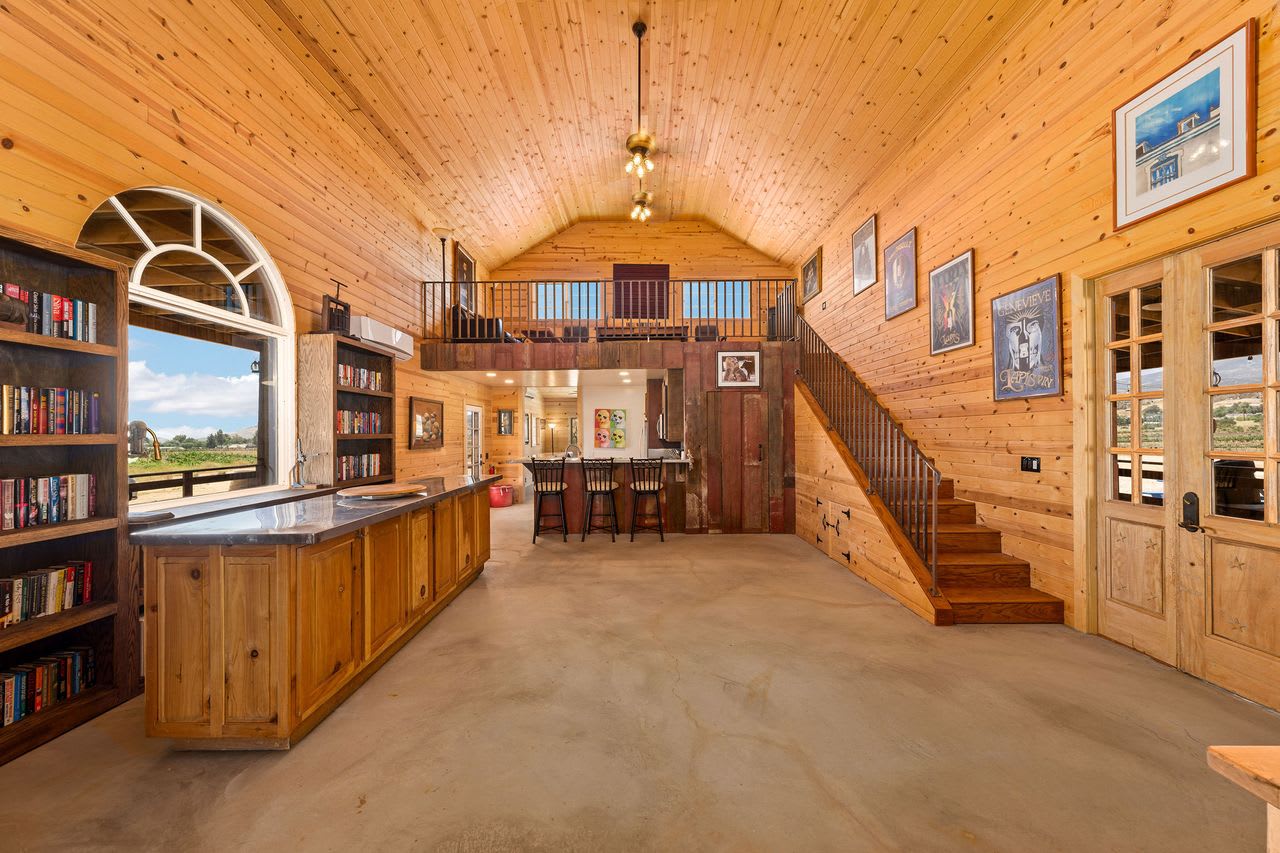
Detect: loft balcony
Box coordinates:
(421, 278, 798, 345)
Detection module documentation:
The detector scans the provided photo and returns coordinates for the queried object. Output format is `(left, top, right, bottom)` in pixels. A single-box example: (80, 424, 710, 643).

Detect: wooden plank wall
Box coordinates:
(798, 0, 1280, 629)
(394, 365, 492, 480)
(0, 0, 490, 337)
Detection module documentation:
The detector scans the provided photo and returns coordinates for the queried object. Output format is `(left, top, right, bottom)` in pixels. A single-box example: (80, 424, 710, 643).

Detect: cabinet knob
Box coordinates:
(190, 568, 201, 580)
(338, 585, 345, 594)
(249, 649, 259, 659)
(419, 584, 427, 598)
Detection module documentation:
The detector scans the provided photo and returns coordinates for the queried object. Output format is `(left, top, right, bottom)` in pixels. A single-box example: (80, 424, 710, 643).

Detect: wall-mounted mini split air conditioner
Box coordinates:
(349, 315, 414, 361)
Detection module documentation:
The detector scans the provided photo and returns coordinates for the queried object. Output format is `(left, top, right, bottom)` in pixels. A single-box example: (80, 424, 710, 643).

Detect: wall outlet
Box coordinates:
(1020, 456, 1041, 473)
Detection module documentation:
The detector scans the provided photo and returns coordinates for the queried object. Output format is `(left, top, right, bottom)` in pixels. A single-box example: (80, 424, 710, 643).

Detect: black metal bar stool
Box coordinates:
(629, 458, 665, 542)
(581, 458, 619, 542)
(530, 457, 568, 543)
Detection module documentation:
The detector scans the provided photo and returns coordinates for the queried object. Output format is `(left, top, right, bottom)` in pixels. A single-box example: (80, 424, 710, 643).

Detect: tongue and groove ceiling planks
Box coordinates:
(234, 0, 1041, 270)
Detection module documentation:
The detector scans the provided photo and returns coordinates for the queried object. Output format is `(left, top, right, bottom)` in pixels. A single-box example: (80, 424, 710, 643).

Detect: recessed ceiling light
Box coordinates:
(622, 379, 632, 384)
(485, 372, 497, 377)
(619, 371, 630, 376)
(504, 379, 514, 384)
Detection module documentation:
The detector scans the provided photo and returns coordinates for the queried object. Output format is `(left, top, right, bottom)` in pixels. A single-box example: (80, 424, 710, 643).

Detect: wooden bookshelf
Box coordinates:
(298, 332, 396, 487)
(0, 225, 137, 765)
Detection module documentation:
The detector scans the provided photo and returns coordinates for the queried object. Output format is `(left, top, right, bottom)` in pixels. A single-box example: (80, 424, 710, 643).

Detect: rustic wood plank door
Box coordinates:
(710, 390, 769, 533)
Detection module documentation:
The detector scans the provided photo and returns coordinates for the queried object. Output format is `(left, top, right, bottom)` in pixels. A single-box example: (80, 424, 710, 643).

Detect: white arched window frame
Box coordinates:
(104, 187, 297, 498)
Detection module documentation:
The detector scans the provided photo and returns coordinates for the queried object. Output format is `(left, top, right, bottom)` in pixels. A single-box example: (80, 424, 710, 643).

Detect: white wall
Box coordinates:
(578, 386, 647, 459)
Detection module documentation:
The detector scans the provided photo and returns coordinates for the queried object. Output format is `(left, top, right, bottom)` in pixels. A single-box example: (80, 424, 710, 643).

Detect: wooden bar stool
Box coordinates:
(629, 458, 665, 542)
(530, 458, 568, 543)
(581, 459, 619, 542)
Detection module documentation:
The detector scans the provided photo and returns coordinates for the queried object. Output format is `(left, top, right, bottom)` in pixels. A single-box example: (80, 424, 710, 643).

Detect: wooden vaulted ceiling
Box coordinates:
(235, 0, 1040, 270)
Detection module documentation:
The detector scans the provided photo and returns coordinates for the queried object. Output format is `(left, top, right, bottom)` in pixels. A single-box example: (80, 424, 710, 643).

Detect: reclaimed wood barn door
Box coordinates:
(708, 390, 769, 533)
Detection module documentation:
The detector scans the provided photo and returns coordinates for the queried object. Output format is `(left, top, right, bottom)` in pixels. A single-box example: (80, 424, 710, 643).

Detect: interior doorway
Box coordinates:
(1091, 224, 1280, 709)
(465, 405, 483, 479)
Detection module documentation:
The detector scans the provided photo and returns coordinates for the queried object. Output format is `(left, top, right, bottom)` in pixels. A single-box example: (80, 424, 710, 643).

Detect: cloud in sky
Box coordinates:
(129, 360, 259, 420)
(151, 425, 223, 441)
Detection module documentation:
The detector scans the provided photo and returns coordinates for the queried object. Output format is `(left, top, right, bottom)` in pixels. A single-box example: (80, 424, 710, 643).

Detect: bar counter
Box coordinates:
(135, 475, 499, 750)
(520, 457, 691, 534)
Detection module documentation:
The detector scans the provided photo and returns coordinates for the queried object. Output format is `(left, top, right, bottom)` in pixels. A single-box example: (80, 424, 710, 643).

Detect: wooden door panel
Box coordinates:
(456, 492, 477, 579)
(148, 550, 212, 731)
(364, 517, 407, 660)
(718, 392, 743, 531)
(475, 491, 491, 564)
(1105, 519, 1165, 616)
(222, 554, 277, 728)
(741, 392, 768, 533)
(409, 507, 434, 614)
(295, 535, 360, 721)
(1207, 538, 1280, 658)
(434, 498, 458, 597)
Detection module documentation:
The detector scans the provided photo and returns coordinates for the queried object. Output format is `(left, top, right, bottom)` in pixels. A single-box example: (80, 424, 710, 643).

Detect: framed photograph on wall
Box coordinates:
(852, 215, 876, 295)
(497, 408, 514, 435)
(717, 351, 761, 388)
(409, 397, 444, 450)
(1113, 20, 1255, 229)
(883, 228, 917, 319)
(991, 275, 1062, 401)
(928, 250, 974, 355)
(800, 247, 823, 303)
(453, 242, 477, 311)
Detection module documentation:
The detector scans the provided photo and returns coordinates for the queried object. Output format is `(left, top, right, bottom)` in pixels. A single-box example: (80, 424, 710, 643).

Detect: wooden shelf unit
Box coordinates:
(298, 333, 397, 487)
(0, 225, 137, 765)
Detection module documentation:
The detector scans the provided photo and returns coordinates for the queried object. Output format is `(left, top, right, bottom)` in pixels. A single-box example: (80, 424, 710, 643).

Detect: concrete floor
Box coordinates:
(1, 504, 1278, 852)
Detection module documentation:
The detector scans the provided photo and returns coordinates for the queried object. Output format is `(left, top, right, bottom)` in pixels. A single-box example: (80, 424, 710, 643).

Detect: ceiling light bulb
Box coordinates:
(630, 207, 640, 220)
(624, 161, 634, 174)
(644, 158, 654, 171)
(632, 151, 643, 164)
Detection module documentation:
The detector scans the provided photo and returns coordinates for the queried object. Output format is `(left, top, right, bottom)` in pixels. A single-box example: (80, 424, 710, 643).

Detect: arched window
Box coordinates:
(78, 187, 296, 505)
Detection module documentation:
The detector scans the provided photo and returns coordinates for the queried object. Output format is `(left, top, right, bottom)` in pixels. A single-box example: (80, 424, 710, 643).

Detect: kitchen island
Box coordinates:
(520, 457, 692, 534)
(131, 475, 498, 750)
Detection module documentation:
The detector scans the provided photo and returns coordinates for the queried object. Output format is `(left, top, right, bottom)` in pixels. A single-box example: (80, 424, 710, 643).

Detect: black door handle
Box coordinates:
(758, 443, 763, 462)
(1178, 491, 1203, 533)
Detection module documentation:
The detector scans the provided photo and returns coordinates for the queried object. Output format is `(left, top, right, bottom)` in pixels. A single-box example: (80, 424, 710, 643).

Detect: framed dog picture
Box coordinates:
(991, 275, 1062, 401)
(717, 351, 761, 388)
(852, 215, 876, 295)
(1113, 20, 1255, 229)
(409, 397, 444, 450)
(928, 250, 974, 355)
(883, 228, 917, 320)
(800, 247, 822, 303)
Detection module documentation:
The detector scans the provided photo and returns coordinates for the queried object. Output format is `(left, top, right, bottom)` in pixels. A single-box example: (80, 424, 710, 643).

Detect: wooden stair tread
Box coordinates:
(937, 552, 1029, 567)
(942, 587, 1062, 604)
(936, 523, 996, 533)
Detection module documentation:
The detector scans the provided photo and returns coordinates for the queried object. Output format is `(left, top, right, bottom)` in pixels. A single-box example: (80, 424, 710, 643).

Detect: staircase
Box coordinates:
(931, 479, 1063, 624)
(796, 319, 1062, 625)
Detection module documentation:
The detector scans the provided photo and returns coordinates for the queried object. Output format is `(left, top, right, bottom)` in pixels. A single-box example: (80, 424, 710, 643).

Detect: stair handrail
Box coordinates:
(796, 318, 941, 595)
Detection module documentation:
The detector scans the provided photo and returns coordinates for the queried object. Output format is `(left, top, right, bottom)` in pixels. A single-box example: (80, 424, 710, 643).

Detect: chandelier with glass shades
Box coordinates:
(630, 182, 653, 221)
(623, 21, 655, 177)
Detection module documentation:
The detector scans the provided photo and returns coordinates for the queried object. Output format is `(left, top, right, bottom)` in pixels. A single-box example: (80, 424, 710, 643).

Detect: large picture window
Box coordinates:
(77, 187, 295, 505)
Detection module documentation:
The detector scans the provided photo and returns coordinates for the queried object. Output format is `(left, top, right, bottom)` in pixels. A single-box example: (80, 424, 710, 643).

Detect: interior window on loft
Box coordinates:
(683, 280, 753, 318)
(76, 187, 293, 505)
(535, 281, 601, 319)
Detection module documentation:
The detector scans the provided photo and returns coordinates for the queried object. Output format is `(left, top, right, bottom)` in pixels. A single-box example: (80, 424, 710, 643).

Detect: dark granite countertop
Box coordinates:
(130, 475, 499, 547)
(127, 485, 341, 530)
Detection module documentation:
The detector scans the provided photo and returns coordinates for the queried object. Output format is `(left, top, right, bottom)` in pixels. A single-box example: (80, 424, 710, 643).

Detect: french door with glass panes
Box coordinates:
(1096, 226, 1280, 710)
(465, 406, 483, 479)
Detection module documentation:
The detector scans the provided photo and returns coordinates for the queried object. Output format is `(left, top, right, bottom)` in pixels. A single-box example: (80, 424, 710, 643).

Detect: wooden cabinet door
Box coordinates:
(456, 491, 477, 579)
(475, 491, 491, 565)
(221, 551, 280, 735)
(826, 501, 854, 566)
(408, 507, 435, 615)
(294, 534, 361, 721)
(363, 517, 407, 660)
(145, 548, 214, 737)
(433, 497, 458, 597)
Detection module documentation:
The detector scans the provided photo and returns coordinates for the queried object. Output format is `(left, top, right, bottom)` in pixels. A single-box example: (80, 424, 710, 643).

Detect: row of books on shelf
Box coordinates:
(337, 409, 383, 434)
(337, 453, 384, 482)
(337, 363, 385, 391)
(1, 475, 96, 531)
(0, 561, 93, 628)
(1, 645, 96, 727)
(1, 386, 101, 435)
(2, 284, 98, 343)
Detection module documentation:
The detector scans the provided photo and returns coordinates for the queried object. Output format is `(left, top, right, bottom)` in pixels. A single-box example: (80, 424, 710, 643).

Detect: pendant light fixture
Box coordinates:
(630, 180, 653, 222)
(624, 21, 655, 176)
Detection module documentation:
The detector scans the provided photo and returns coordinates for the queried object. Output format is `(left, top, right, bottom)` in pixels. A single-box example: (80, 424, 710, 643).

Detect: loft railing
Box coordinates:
(797, 318, 941, 595)
(422, 278, 797, 343)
